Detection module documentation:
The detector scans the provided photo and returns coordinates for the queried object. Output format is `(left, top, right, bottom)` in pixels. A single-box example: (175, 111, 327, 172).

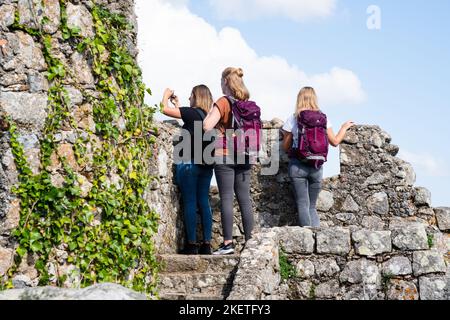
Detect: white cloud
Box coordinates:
(136, 0, 365, 123)
(209, 0, 337, 21)
(398, 150, 450, 177)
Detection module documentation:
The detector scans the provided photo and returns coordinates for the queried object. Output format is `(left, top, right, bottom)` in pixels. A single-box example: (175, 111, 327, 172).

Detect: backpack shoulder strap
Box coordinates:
(194, 108, 206, 121)
(224, 96, 239, 128)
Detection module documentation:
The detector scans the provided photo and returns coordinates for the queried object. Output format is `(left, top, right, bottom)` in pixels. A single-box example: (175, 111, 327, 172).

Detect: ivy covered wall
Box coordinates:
(0, 0, 161, 295)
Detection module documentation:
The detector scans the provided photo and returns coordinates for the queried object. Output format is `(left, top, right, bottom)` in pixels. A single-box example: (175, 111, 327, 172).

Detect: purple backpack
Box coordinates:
(224, 96, 262, 157)
(292, 110, 329, 169)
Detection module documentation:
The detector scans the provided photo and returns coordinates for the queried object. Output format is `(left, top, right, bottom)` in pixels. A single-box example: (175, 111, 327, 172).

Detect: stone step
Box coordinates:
(158, 272, 234, 296)
(157, 254, 240, 274)
(159, 293, 224, 301)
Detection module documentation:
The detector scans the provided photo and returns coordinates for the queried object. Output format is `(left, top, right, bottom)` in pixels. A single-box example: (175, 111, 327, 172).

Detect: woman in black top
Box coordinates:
(161, 85, 214, 254)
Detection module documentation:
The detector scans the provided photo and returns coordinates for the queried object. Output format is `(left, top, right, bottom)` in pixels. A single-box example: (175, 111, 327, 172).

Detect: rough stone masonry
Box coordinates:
(0, 0, 139, 288)
(225, 124, 450, 300)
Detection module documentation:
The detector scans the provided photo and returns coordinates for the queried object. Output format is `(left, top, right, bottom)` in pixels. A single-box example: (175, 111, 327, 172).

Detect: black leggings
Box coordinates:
(215, 164, 254, 242)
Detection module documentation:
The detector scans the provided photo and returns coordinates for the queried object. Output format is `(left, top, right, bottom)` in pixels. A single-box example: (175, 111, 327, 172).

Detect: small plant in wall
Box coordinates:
(279, 248, 297, 281)
(381, 272, 394, 294)
(427, 234, 434, 249)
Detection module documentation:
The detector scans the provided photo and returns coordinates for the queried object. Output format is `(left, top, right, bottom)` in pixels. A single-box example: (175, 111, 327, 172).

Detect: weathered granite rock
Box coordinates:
(387, 280, 419, 300)
(291, 281, 313, 299)
(295, 260, 315, 279)
(27, 71, 49, 92)
(343, 284, 382, 300)
(314, 280, 340, 299)
(66, 3, 94, 38)
(352, 230, 392, 256)
(317, 190, 334, 212)
(1, 31, 47, 71)
(367, 192, 389, 215)
(1, 198, 20, 233)
(414, 187, 432, 207)
(412, 251, 447, 276)
(341, 195, 359, 213)
(391, 223, 429, 251)
(0, 247, 14, 276)
(381, 256, 412, 276)
(419, 276, 449, 300)
(0, 72, 27, 88)
(316, 228, 351, 255)
(365, 172, 386, 186)
(278, 227, 314, 254)
(0, 4, 15, 29)
(64, 86, 83, 106)
(0, 283, 147, 300)
(73, 104, 95, 132)
(395, 160, 416, 186)
(70, 52, 94, 85)
(227, 229, 280, 300)
(0, 92, 47, 130)
(340, 259, 381, 286)
(314, 258, 340, 278)
(434, 207, 450, 231)
(335, 213, 356, 224)
(361, 216, 385, 230)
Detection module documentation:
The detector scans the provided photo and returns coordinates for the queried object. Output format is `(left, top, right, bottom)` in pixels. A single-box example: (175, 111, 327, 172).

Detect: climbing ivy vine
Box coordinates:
(2, 1, 160, 295)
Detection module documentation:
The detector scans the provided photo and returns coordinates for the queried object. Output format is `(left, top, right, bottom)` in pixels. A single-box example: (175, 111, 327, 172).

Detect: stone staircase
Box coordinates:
(157, 254, 240, 300)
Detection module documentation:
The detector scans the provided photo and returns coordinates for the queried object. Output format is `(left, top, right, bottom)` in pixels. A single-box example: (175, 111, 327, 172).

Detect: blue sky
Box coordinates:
(136, 0, 450, 207)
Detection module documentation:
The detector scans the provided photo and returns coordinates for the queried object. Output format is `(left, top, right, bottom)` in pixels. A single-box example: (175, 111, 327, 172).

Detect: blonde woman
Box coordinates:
(281, 87, 354, 227)
(162, 85, 214, 255)
(203, 67, 258, 255)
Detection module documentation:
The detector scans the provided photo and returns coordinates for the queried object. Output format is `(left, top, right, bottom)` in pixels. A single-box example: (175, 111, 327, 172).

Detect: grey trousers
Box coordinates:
(288, 159, 323, 227)
(215, 163, 254, 241)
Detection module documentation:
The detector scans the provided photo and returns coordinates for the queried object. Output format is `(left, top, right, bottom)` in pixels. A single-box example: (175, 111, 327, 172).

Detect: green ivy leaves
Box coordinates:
(2, 2, 160, 296)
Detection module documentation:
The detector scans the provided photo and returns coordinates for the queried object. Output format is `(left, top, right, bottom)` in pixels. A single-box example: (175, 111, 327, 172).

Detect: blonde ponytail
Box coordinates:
(222, 67, 250, 101)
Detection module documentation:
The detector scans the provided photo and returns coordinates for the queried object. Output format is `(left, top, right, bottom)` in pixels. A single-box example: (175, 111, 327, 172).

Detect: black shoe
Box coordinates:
(199, 242, 212, 255)
(212, 242, 235, 255)
(180, 243, 198, 255)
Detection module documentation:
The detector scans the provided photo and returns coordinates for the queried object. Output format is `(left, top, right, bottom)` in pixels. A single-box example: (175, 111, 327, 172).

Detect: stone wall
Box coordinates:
(0, 0, 145, 287)
(228, 225, 449, 300)
(148, 121, 449, 255)
(147, 121, 183, 254)
(225, 125, 449, 300)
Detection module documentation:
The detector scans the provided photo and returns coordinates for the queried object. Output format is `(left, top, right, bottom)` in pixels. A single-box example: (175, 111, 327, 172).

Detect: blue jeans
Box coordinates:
(176, 163, 213, 243)
(288, 159, 323, 227)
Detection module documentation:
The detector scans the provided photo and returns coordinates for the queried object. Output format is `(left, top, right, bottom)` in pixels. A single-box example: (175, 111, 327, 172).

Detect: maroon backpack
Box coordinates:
(223, 96, 262, 157)
(291, 110, 329, 169)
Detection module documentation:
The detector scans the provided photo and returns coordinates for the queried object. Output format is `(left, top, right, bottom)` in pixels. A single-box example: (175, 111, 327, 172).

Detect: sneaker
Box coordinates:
(199, 242, 212, 255)
(213, 243, 235, 255)
(180, 243, 198, 255)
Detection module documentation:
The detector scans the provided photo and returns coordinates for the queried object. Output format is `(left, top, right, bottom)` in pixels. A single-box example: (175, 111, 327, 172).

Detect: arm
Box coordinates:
(327, 121, 355, 147)
(281, 130, 293, 152)
(203, 105, 222, 131)
(161, 88, 181, 119)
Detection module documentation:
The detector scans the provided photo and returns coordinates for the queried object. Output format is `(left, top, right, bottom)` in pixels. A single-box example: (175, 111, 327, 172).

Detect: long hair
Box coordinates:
(295, 87, 320, 116)
(190, 85, 213, 113)
(222, 67, 250, 101)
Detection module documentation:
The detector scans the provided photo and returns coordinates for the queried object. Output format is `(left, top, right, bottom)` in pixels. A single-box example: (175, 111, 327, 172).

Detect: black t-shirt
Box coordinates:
(178, 107, 211, 164)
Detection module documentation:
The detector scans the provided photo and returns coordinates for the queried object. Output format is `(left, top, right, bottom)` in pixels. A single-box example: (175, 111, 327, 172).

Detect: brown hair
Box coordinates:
(295, 87, 320, 116)
(190, 85, 213, 113)
(222, 67, 250, 101)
